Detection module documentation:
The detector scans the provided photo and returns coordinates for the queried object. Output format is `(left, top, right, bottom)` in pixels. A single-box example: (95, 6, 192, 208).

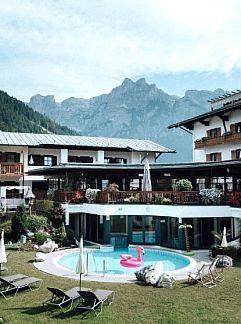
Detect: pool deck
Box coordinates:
(34, 246, 210, 284)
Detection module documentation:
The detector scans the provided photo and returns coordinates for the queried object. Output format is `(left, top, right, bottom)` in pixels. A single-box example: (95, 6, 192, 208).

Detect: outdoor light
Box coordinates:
(25, 188, 35, 216)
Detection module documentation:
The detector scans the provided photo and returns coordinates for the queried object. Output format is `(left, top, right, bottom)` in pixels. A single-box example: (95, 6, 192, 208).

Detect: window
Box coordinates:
(210, 153, 220, 161)
(0, 152, 20, 162)
(207, 128, 221, 138)
(206, 153, 222, 161)
(104, 157, 127, 164)
(231, 149, 241, 160)
(44, 156, 52, 166)
(68, 156, 93, 163)
(235, 122, 241, 133)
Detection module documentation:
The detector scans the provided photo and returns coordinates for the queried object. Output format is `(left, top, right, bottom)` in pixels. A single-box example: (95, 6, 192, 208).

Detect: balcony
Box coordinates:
(95, 191, 200, 204)
(0, 162, 24, 177)
(195, 132, 241, 149)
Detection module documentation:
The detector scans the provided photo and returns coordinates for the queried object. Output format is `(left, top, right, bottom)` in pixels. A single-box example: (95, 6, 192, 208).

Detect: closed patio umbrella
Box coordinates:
(0, 230, 7, 273)
(142, 158, 152, 191)
(221, 227, 228, 248)
(75, 236, 87, 290)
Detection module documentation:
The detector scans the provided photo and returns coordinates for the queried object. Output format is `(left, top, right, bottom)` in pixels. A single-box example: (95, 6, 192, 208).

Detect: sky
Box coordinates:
(1, 0, 241, 102)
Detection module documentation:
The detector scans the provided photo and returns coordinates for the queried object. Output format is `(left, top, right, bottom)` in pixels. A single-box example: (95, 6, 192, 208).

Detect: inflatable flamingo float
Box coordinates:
(120, 246, 145, 268)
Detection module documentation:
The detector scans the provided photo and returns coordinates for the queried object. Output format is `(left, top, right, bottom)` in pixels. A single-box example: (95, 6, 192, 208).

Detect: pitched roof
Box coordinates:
(168, 100, 241, 130)
(0, 131, 175, 153)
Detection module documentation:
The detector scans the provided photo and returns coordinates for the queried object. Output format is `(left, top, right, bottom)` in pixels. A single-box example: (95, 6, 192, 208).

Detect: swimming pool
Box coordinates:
(58, 247, 192, 276)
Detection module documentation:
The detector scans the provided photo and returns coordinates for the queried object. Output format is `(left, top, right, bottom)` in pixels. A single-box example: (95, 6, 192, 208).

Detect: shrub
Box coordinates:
(35, 231, 48, 245)
(33, 200, 54, 217)
(175, 179, 193, 191)
(229, 192, 241, 207)
(27, 214, 48, 232)
(210, 246, 240, 262)
(155, 195, 172, 204)
(11, 204, 28, 241)
(58, 223, 67, 246)
(48, 204, 65, 228)
(0, 220, 12, 241)
(66, 227, 78, 246)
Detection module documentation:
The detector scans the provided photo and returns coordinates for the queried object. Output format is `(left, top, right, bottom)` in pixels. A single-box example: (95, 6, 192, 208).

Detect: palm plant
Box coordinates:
(179, 223, 192, 252)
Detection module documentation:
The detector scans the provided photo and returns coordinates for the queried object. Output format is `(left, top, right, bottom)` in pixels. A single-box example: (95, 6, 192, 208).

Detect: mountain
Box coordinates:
(0, 90, 78, 135)
(28, 79, 225, 162)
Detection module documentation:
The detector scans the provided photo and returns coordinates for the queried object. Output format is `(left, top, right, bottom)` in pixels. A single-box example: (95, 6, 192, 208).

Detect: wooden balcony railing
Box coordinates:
(95, 191, 201, 204)
(195, 132, 241, 149)
(0, 162, 23, 176)
(53, 190, 85, 202)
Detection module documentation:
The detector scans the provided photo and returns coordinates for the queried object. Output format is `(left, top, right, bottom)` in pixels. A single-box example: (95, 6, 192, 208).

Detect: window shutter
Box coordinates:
(217, 128, 221, 136)
(216, 152, 222, 161)
(231, 150, 236, 160)
(230, 124, 235, 133)
(52, 156, 57, 166)
(206, 154, 211, 161)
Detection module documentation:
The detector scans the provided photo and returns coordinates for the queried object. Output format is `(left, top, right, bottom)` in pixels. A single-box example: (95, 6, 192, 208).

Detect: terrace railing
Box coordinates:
(195, 132, 241, 149)
(0, 162, 23, 176)
(95, 191, 200, 204)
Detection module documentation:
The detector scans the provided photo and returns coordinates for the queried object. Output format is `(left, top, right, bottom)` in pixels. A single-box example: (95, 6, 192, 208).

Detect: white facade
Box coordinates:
(0, 132, 168, 188)
(193, 107, 241, 162)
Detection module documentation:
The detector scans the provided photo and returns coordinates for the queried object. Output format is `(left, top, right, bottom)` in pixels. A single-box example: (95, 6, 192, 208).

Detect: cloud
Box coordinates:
(0, 0, 241, 101)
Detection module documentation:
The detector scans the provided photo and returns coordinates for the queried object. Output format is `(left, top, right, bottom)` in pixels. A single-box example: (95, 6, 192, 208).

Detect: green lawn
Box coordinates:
(1, 251, 241, 324)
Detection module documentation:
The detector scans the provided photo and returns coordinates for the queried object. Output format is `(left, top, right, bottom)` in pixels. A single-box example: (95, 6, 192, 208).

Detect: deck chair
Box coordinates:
(209, 258, 224, 282)
(43, 287, 88, 313)
(188, 263, 216, 288)
(76, 289, 115, 317)
(0, 276, 42, 299)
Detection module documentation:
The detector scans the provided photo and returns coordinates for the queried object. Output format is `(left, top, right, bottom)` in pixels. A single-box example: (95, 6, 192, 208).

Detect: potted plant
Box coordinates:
(175, 179, 193, 191)
(199, 188, 221, 205)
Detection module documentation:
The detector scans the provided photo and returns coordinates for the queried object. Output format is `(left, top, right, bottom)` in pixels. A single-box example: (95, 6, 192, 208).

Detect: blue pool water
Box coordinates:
(58, 248, 190, 275)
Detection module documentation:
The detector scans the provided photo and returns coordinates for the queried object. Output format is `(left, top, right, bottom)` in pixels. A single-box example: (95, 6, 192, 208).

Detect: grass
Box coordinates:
(1, 251, 241, 324)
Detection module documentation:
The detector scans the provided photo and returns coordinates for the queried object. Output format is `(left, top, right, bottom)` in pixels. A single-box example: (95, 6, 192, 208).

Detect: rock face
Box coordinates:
(28, 79, 225, 162)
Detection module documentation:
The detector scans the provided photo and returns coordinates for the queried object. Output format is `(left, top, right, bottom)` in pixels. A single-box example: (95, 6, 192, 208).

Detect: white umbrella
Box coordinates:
(142, 158, 152, 191)
(75, 236, 86, 290)
(0, 230, 7, 273)
(221, 227, 228, 248)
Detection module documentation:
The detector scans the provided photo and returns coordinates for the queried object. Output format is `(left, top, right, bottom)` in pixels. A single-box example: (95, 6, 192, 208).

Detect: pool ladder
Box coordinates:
(86, 252, 107, 276)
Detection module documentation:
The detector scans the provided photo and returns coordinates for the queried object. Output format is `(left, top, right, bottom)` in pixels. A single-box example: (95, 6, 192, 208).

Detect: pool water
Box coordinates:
(58, 248, 190, 276)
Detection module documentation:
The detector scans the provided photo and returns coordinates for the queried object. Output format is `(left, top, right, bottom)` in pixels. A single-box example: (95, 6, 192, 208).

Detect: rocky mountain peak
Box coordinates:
(28, 78, 226, 162)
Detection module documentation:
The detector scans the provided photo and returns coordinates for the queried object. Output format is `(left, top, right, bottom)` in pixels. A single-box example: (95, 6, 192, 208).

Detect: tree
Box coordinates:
(11, 204, 28, 241)
(179, 223, 192, 253)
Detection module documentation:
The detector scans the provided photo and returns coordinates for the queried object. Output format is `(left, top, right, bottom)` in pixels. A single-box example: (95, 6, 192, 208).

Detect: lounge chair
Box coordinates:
(0, 273, 28, 285)
(76, 289, 115, 317)
(0, 276, 42, 299)
(43, 287, 89, 313)
(188, 263, 216, 288)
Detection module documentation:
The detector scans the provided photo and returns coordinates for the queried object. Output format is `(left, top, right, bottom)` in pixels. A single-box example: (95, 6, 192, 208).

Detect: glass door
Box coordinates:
(131, 216, 156, 244)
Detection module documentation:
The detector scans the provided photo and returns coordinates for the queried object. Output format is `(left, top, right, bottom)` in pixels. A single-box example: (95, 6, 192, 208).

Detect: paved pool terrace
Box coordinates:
(34, 246, 210, 283)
